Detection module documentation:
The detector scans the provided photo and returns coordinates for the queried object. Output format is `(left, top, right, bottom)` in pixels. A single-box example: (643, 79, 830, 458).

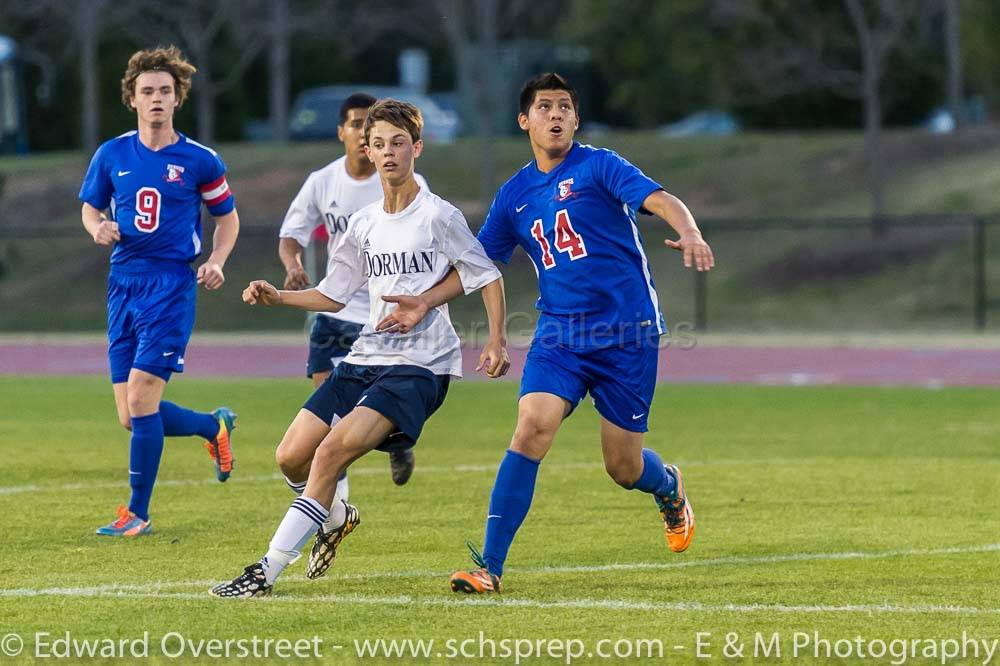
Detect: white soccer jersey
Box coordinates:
(278, 156, 428, 325)
(316, 187, 501, 377)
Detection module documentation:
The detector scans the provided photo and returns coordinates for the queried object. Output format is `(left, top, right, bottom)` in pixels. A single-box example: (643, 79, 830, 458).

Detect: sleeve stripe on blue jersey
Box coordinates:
(625, 203, 665, 335)
(200, 176, 231, 206)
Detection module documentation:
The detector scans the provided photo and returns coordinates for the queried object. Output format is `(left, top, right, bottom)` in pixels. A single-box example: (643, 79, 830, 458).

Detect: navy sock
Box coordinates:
(159, 401, 219, 440)
(482, 450, 540, 577)
(630, 448, 677, 498)
(128, 413, 165, 521)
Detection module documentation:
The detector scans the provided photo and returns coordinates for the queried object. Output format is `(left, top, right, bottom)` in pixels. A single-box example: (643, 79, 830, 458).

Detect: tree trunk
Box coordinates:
(845, 0, 890, 235)
(77, 0, 102, 154)
(475, 0, 498, 212)
(862, 55, 886, 234)
(196, 81, 215, 144)
(943, 0, 963, 130)
(269, 0, 290, 142)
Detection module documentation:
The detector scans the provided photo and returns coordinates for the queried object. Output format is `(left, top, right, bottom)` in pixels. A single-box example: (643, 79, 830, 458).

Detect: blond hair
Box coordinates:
(364, 99, 423, 144)
(121, 45, 197, 109)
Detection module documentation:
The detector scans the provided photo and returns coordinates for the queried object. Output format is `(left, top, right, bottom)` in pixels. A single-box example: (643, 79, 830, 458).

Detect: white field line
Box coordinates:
(299, 543, 1000, 582)
(2, 543, 997, 613)
(0, 588, 995, 615)
(0, 458, 793, 496)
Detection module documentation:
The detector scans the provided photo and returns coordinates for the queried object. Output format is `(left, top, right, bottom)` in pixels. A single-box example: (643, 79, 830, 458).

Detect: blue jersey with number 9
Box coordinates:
(477, 142, 665, 347)
(79, 130, 235, 269)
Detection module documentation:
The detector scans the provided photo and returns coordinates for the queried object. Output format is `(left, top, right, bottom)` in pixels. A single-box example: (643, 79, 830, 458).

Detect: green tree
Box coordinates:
(564, 0, 729, 127)
(961, 0, 1000, 108)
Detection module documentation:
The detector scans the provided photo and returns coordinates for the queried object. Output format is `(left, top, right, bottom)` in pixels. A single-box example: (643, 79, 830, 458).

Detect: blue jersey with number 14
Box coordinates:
(79, 130, 235, 269)
(477, 142, 665, 347)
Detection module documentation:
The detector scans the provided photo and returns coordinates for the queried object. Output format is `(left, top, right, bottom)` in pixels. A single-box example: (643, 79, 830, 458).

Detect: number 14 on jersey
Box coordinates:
(530, 209, 588, 269)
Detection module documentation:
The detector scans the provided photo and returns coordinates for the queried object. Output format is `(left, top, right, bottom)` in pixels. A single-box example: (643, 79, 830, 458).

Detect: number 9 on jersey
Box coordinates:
(134, 187, 161, 233)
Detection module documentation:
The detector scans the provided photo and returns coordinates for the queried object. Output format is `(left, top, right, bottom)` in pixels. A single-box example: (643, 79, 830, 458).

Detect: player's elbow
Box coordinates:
(81, 202, 99, 224)
(215, 209, 240, 232)
(469, 274, 503, 300)
(483, 275, 503, 291)
(279, 236, 306, 257)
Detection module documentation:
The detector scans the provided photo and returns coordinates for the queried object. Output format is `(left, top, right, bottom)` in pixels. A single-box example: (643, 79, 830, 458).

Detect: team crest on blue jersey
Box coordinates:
(164, 163, 186, 185)
(555, 177, 576, 201)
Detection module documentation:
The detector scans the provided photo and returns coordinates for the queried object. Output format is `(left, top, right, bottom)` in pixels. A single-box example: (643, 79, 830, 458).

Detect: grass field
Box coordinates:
(0, 376, 997, 663)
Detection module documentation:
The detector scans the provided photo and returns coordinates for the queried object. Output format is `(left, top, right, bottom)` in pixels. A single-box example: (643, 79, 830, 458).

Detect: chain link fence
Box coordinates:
(0, 214, 997, 334)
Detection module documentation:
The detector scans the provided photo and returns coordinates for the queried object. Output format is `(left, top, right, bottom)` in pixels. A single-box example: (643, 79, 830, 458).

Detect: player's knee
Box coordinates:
(605, 458, 640, 488)
(510, 417, 555, 459)
(125, 394, 146, 419)
(125, 382, 159, 416)
(274, 441, 308, 477)
(312, 437, 350, 477)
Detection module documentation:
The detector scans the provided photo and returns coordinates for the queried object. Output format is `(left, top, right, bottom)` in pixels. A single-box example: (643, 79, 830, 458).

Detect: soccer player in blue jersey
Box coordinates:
(448, 73, 715, 593)
(79, 46, 241, 537)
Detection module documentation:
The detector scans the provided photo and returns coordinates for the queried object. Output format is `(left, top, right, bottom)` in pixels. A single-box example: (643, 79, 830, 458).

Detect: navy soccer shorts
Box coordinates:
(303, 362, 450, 452)
(306, 316, 363, 378)
(519, 337, 660, 433)
(106, 263, 196, 384)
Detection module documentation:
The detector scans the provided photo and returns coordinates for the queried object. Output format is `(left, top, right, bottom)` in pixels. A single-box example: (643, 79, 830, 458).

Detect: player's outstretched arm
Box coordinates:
(197, 210, 241, 290)
(642, 190, 715, 272)
(81, 203, 120, 246)
(242, 280, 345, 312)
(475, 277, 510, 378)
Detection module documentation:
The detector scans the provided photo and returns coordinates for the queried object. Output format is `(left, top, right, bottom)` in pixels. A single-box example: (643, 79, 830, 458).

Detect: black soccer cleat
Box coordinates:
(389, 449, 415, 486)
(209, 562, 273, 598)
(306, 502, 360, 580)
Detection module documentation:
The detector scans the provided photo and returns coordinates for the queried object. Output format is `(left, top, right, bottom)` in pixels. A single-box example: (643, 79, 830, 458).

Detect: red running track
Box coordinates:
(3, 341, 1000, 387)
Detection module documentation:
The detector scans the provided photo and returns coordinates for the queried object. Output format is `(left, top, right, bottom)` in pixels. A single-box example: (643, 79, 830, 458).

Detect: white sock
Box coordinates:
(323, 497, 347, 532)
(260, 551, 297, 585)
(285, 476, 346, 523)
(284, 474, 307, 496)
(261, 497, 328, 585)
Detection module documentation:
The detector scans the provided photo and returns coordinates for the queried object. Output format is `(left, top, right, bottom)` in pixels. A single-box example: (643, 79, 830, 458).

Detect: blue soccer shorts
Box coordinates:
(106, 264, 196, 384)
(306, 315, 363, 378)
(519, 337, 660, 432)
(303, 362, 450, 452)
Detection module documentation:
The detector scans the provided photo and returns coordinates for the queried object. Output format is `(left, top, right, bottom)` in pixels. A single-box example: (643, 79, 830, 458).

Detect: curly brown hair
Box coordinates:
(120, 45, 197, 110)
(364, 99, 423, 144)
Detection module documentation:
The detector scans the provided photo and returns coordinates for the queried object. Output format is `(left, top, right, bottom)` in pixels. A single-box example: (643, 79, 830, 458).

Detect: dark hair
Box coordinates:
(121, 45, 197, 109)
(364, 98, 423, 143)
(519, 72, 579, 116)
(340, 93, 377, 125)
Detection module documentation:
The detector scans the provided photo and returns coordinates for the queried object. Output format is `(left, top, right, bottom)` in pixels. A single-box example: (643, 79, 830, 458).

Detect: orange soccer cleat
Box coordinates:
(204, 407, 237, 482)
(656, 464, 695, 553)
(95, 504, 152, 537)
(449, 542, 502, 594)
